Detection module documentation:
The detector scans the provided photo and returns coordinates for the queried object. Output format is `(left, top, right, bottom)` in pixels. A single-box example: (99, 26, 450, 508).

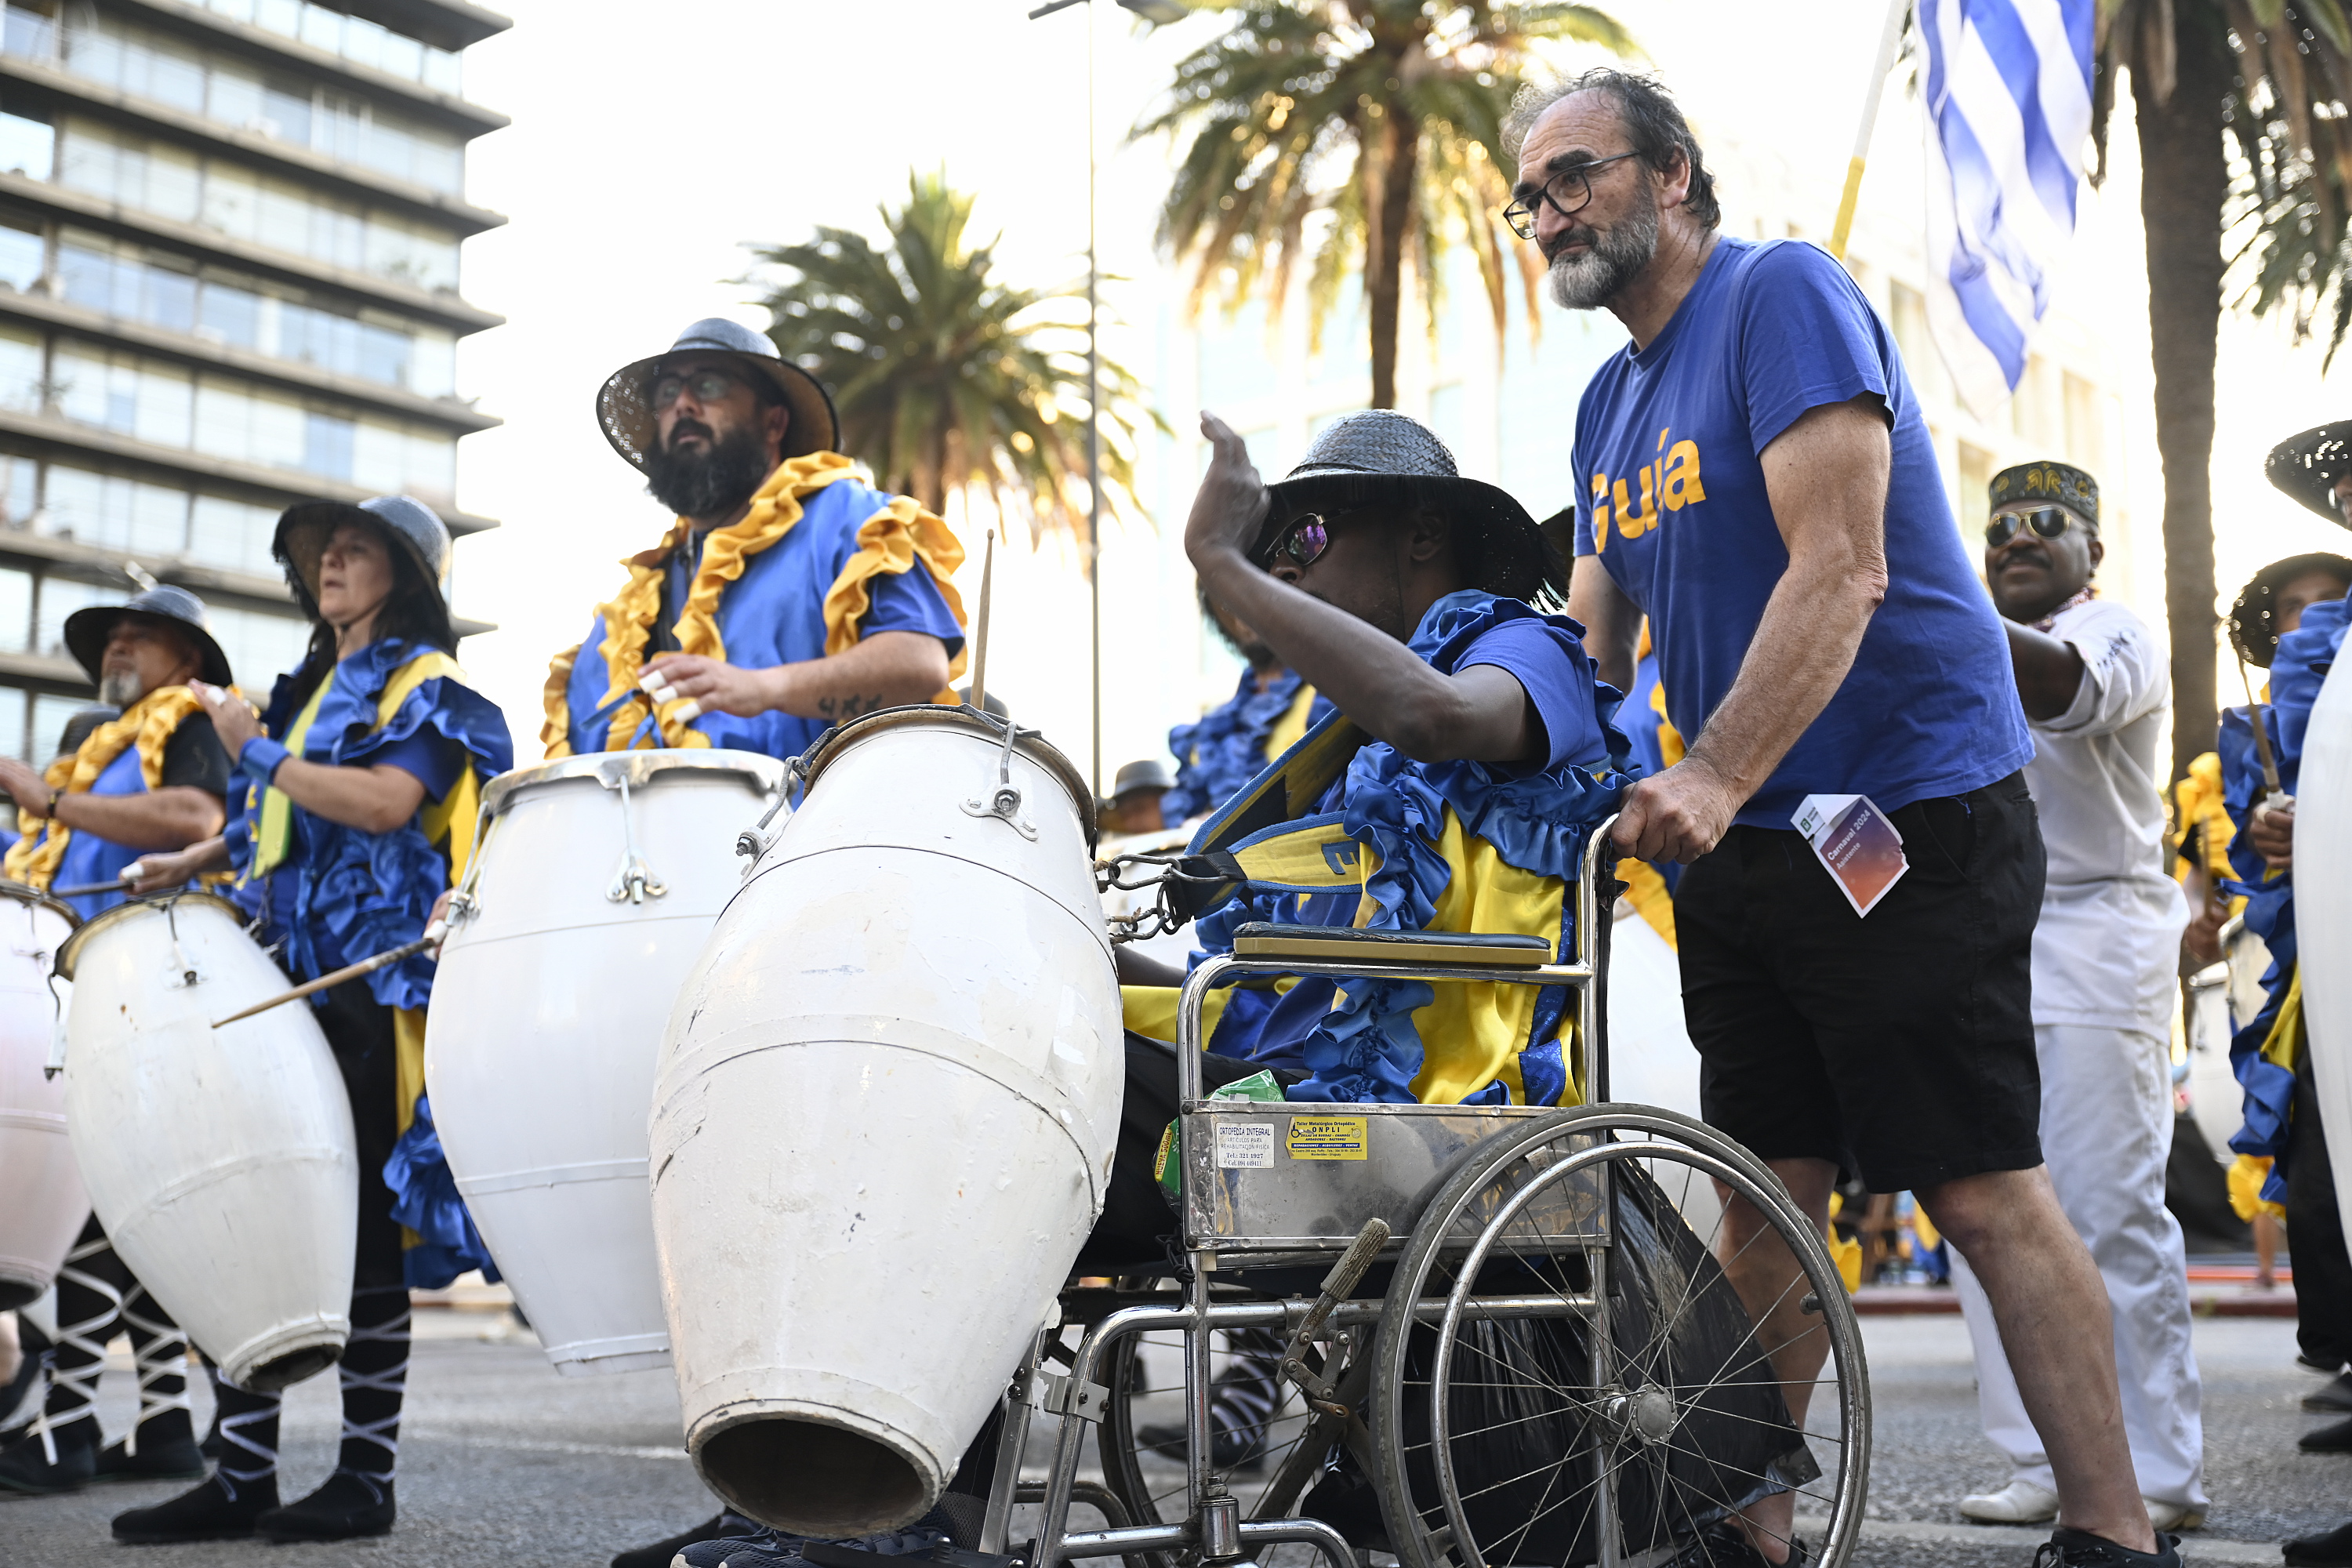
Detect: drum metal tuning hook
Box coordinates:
(961, 713, 1040, 840)
(604, 775, 670, 906)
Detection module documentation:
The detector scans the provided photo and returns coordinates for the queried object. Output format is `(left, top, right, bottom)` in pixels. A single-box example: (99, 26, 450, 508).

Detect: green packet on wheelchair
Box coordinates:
(1154, 1070, 1286, 1202)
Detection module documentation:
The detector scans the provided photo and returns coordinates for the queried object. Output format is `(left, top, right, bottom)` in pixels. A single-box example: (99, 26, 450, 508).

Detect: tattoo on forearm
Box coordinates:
(816, 693, 887, 723)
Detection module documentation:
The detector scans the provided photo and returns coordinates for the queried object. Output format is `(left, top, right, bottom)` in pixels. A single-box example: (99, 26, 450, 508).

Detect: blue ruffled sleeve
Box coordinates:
(381, 1094, 500, 1290)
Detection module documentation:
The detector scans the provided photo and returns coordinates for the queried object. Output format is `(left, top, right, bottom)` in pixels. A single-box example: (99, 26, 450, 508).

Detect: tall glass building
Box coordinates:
(0, 0, 506, 762)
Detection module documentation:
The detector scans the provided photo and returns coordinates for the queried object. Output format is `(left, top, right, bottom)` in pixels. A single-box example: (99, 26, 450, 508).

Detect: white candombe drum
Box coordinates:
(652, 709, 1121, 1536)
(426, 750, 784, 1377)
(57, 894, 356, 1391)
(0, 882, 84, 1309)
(2286, 655, 2352, 1229)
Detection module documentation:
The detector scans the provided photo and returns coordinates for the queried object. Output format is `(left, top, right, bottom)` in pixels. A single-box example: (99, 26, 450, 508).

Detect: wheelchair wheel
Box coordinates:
(1368, 1105, 1868, 1568)
(1098, 1280, 1362, 1561)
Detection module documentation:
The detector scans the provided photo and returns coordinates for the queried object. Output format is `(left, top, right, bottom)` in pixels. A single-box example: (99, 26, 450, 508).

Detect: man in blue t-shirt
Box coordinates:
(1508, 67, 2169, 1568)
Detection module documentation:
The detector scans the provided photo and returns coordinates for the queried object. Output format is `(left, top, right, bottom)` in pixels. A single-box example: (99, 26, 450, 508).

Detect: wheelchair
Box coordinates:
(968, 820, 1870, 1568)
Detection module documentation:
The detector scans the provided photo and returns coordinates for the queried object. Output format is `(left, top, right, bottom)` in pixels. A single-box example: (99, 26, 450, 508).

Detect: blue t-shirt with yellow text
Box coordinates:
(1570, 237, 2030, 826)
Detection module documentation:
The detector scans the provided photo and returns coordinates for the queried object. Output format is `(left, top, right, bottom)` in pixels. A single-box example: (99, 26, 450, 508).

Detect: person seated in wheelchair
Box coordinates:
(1105, 407, 1632, 1256)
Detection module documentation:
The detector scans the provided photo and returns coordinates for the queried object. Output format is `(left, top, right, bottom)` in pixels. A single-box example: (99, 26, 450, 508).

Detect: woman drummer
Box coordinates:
(114, 495, 512, 1544)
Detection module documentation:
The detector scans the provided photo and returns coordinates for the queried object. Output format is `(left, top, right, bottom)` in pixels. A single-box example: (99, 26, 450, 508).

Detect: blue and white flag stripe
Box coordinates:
(1918, 0, 2094, 420)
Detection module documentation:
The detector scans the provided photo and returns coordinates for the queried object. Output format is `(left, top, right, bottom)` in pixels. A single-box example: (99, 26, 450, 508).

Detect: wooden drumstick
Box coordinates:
(210, 922, 445, 1029)
(968, 528, 996, 713)
(2239, 656, 2288, 806)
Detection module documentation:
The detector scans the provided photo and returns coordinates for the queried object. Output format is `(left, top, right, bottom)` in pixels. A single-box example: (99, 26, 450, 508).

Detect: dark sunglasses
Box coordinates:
(650, 368, 744, 409)
(1984, 506, 2089, 548)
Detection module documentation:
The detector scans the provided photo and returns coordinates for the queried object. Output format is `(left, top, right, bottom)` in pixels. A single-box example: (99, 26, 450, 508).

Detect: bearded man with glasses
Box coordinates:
(546, 318, 966, 768)
(1510, 64, 2174, 1568)
(1955, 460, 2206, 1536)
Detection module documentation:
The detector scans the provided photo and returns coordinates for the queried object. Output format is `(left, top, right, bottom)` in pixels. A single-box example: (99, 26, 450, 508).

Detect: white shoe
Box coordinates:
(2146, 1498, 2205, 1532)
(1958, 1479, 2061, 1523)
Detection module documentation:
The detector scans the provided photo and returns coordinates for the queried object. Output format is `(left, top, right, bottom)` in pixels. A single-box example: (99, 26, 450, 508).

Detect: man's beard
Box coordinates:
(1544, 187, 1661, 311)
(644, 420, 773, 519)
(99, 669, 141, 707)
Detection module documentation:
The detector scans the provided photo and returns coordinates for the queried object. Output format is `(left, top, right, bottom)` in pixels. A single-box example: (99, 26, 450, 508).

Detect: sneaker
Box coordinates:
(2031, 1526, 2183, 1566)
(2303, 1414, 2352, 1454)
(1663, 1521, 1813, 1566)
(1134, 1420, 1265, 1470)
(93, 1432, 207, 1485)
(0, 1418, 96, 1496)
(1958, 1479, 2060, 1524)
(113, 1472, 279, 1542)
(2307, 1373, 2352, 1414)
(673, 1529, 799, 1568)
(2143, 1499, 2204, 1533)
(615, 1512, 764, 1568)
(2285, 1520, 2352, 1567)
(255, 1469, 394, 1541)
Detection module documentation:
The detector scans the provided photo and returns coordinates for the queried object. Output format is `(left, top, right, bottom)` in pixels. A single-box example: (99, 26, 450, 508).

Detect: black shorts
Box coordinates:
(1674, 771, 2045, 1194)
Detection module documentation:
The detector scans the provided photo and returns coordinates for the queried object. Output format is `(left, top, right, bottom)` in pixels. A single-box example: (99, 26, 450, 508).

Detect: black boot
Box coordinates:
(93, 1429, 205, 1484)
(112, 1471, 279, 1542)
(256, 1468, 396, 1541)
(0, 1414, 96, 1495)
(612, 1512, 768, 1568)
(93, 1278, 200, 1484)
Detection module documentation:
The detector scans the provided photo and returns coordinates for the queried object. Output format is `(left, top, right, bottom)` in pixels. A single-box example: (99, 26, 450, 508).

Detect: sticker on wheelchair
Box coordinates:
(1284, 1113, 1369, 1160)
(1214, 1120, 1277, 1169)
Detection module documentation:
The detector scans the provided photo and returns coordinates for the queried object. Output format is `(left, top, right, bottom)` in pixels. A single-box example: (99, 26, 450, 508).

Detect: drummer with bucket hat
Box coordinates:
(114, 495, 512, 1545)
(546, 318, 967, 765)
(0, 585, 233, 1500)
(0, 585, 234, 921)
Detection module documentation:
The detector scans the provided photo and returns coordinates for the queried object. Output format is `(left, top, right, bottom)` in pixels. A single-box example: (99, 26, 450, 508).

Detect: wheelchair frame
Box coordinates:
(979, 820, 1868, 1568)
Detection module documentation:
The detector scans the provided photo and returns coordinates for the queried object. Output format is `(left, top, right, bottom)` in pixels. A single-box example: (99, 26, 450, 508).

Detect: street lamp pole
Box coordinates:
(1028, 0, 1184, 798)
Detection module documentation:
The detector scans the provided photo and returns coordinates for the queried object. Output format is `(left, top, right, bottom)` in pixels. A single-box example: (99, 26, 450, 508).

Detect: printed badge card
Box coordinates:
(1791, 793, 1909, 918)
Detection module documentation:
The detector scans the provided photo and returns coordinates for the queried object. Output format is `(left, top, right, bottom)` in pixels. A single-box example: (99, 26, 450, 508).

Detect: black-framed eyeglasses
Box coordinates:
(1984, 505, 2090, 549)
(1503, 151, 1642, 241)
(650, 368, 745, 409)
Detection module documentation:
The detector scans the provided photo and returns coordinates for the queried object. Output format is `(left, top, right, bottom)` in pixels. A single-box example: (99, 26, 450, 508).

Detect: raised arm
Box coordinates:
(1184, 412, 1541, 766)
(0, 756, 223, 851)
(194, 681, 428, 837)
(1613, 396, 1890, 862)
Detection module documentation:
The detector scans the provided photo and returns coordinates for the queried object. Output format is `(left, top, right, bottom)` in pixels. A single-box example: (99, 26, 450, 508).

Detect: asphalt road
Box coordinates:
(1, 1310, 2341, 1568)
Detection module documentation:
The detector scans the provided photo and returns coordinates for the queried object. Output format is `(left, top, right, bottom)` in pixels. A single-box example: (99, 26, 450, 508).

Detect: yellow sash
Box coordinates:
(3, 686, 209, 889)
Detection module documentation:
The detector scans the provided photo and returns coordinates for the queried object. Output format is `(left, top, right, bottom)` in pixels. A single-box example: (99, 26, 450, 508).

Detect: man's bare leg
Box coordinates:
(1918, 1165, 2156, 1553)
(1714, 1155, 1837, 1564)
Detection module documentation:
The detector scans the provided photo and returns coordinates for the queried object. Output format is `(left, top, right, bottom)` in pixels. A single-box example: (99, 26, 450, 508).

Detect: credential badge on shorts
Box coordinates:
(1791, 793, 1909, 917)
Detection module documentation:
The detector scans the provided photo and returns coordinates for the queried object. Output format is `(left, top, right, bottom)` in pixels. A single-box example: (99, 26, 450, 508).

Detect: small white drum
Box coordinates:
(426, 750, 785, 1377)
(57, 894, 357, 1392)
(652, 709, 1122, 1537)
(0, 881, 84, 1310)
(2288, 654, 2352, 1229)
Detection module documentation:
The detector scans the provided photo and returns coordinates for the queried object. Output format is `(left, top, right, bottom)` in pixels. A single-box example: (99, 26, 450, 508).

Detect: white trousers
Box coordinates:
(1950, 1022, 2207, 1508)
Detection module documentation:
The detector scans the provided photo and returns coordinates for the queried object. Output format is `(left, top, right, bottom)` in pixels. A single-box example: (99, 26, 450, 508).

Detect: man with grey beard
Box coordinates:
(0, 584, 230, 922)
(1509, 68, 2176, 1568)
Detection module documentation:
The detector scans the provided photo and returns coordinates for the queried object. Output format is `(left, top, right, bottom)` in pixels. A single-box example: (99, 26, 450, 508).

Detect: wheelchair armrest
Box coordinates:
(1228, 922, 1553, 970)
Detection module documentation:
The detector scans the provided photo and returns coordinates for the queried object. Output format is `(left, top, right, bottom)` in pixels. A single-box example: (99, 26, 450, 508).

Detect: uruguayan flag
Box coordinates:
(1918, 0, 2094, 419)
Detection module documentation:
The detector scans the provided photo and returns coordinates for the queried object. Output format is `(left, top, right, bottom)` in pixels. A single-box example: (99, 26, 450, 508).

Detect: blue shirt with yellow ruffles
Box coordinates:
(547, 454, 965, 761)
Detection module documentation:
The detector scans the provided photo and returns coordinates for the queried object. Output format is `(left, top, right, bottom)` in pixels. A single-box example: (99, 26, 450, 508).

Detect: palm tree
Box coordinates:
(1134, 1, 1635, 409)
(2095, 0, 2352, 779)
(746, 170, 1158, 551)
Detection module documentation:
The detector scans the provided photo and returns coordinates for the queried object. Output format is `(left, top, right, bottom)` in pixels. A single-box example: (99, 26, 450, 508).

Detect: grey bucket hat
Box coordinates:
(273, 495, 456, 649)
(1258, 410, 1562, 602)
(63, 584, 234, 688)
(596, 318, 842, 472)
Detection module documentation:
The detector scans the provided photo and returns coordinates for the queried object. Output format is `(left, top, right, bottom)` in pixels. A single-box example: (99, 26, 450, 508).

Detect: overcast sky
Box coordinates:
(448, 0, 2352, 771)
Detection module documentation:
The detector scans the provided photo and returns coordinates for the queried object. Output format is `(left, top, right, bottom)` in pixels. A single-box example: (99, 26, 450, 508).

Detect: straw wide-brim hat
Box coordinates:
(2230, 550, 2352, 668)
(273, 495, 456, 648)
(63, 583, 234, 688)
(597, 317, 840, 472)
(1257, 410, 1562, 603)
(2265, 421, 2352, 524)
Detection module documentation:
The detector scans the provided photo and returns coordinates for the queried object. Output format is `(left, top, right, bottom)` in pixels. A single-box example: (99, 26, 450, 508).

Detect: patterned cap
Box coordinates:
(1989, 460, 2099, 527)
(2264, 422, 2352, 526)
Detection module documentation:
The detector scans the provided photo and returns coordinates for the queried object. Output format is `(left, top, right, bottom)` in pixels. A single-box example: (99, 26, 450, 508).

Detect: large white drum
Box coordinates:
(652, 709, 1121, 1536)
(426, 750, 785, 1377)
(0, 882, 84, 1310)
(2288, 656, 2352, 1230)
(57, 894, 356, 1392)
